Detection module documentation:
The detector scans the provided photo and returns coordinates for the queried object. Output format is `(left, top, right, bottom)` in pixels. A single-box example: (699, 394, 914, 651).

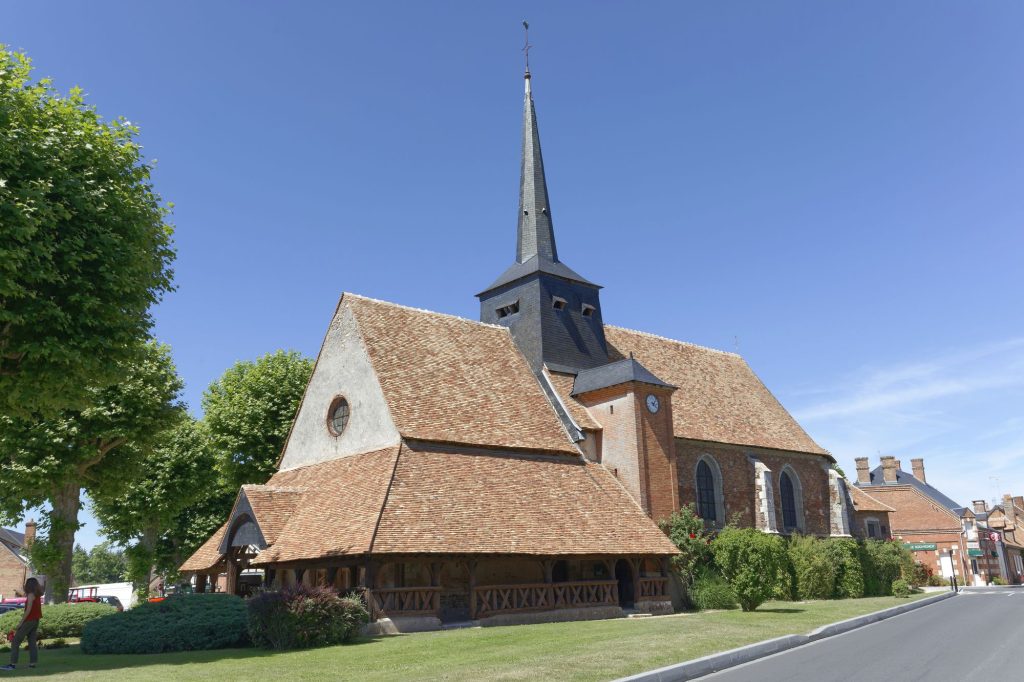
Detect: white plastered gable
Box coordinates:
(277, 299, 400, 471)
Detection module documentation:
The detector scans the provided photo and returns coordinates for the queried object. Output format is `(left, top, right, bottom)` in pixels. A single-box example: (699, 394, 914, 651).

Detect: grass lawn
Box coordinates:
(6, 594, 930, 681)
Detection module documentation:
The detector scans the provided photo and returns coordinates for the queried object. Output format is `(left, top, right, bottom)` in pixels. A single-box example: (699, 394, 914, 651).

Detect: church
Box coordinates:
(181, 64, 853, 630)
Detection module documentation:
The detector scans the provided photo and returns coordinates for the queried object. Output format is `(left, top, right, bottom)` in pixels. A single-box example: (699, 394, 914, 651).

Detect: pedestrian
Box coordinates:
(1, 577, 43, 671)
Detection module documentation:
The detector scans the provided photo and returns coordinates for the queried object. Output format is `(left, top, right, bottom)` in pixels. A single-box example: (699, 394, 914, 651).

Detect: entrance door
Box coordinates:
(615, 560, 634, 608)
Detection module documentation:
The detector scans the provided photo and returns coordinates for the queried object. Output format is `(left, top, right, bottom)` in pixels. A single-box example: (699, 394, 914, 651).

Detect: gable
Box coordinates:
(602, 326, 829, 456)
(278, 299, 401, 470)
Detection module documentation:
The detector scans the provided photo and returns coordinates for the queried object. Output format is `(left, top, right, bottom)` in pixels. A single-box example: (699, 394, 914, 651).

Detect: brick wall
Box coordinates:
(0, 549, 27, 601)
(675, 441, 833, 536)
(633, 387, 679, 524)
(580, 388, 644, 509)
(851, 510, 892, 539)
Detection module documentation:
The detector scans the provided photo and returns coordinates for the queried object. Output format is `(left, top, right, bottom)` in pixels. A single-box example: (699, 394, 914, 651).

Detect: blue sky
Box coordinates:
(5, 1, 1023, 549)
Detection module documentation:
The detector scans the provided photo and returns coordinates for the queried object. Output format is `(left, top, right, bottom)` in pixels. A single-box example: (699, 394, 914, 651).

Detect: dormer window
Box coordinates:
(496, 301, 520, 319)
(581, 303, 596, 317)
(551, 296, 567, 311)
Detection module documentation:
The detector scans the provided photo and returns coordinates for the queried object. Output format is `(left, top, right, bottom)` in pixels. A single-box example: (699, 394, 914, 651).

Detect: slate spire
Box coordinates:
(517, 70, 558, 264)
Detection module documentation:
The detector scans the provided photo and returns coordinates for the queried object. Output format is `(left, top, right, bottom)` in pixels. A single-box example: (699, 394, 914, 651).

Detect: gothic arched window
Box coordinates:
(780, 469, 802, 531)
(696, 460, 717, 523)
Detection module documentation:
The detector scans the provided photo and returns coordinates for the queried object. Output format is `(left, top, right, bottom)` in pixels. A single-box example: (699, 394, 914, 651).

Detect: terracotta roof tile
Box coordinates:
(849, 484, 895, 513)
(372, 442, 678, 556)
(346, 295, 577, 455)
(240, 485, 306, 545)
(179, 523, 228, 573)
(604, 326, 828, 456)
(545, 369, 602, 431)
(251, 446, 400, 565)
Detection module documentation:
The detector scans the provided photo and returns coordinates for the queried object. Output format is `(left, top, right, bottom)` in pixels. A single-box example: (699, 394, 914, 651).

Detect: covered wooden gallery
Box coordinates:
(181, 295, 679, 628)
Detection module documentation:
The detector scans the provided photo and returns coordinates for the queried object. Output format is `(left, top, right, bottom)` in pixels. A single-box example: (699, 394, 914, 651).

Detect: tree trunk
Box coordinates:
(46, 483, 82, 604)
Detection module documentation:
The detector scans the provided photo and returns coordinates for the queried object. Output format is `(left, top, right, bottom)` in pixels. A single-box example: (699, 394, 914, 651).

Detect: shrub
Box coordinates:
(991, 576, 1007, 586)
(788, 534, 835, 600)
(891, 579, 910, 598)
(712, 527, 787, 611)
(248, 585, 369, 650)
(860, 540, 913, 596)
(0, 603, 115, 640)
(659, 505, 715, 586)
(81, 594, 248, 654)
(910, 562, 930, 588)
(690, 569, 737, 611)
(827, 538, 865, 599)
(927, 574, 950, 587)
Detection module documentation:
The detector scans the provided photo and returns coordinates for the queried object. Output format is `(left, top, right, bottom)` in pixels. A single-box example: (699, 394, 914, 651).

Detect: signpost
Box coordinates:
(904, 542, 938, 551)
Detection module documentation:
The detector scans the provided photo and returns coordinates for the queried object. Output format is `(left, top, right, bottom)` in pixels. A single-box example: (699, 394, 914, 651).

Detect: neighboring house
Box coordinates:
(975, 495, 1024, 584)
(0, 522, 34, 601)
(854, 456, 973, 583)
(181, 66, 848, 630)
(847, 485, 895, 540)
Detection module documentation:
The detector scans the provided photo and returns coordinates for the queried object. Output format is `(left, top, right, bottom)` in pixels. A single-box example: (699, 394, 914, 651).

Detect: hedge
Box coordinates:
(712, 527, 787, 611)
(690, 570, 737, 611)
(0, 603, 115, 640)
(81, 594, 249, 654)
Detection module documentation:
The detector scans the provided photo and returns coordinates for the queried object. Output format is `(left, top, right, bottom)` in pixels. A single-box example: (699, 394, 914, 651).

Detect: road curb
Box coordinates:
(615, 591, 957, 682)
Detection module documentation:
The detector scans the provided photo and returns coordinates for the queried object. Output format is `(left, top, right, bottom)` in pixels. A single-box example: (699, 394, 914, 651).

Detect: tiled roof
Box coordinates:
(849, 484, 895, 513)
(546, 370, 602, 431)
(240, 486, 306, 545)
(0, 528, 24, 550)
(179, 523, 228, 573)
(372, 442, 678, 556)
(571, 357, 674, 396)
(346, 295, 577, 455)
(861, 467, 962, 511)
(251, 446, 401, 565)
(244, 440, 676, 566)
(603, 326, 829, 456)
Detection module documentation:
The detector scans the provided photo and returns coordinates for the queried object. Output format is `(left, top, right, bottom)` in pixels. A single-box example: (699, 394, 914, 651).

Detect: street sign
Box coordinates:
(904, 542, 938, 551)
(968, 549, 984, 557)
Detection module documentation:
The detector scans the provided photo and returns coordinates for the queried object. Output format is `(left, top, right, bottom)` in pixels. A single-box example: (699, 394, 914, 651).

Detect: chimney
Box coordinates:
(855, 457, 870, 484)
(910, 458, 926, 484)
(23, 519, 36, 547)
(893, 459, 902, 472)
(1014, 496, 1024, 512)
(881, 456, 898, 483)
(973, 500, 989, 514)
(1003, 495, 1017, 529)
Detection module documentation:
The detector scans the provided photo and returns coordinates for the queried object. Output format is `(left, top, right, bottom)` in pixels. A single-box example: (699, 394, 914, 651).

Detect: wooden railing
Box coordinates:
(638, 577, 669, 599)
(367, 587, 441, 618)
(473, 580, 618, 618)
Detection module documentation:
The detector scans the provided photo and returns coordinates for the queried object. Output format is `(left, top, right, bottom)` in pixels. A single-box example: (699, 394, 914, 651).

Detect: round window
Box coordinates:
(327, 397, 350, 436)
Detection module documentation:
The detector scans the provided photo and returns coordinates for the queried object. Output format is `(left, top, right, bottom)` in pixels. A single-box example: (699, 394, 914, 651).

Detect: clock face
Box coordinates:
(646, 394, 660, 413)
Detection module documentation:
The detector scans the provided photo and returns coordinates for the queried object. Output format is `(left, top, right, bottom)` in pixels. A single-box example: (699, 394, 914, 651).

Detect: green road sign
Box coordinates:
(904, 542, 938, 551)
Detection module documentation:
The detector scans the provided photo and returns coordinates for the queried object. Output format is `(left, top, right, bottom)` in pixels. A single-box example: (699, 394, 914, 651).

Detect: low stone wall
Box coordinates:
(478, 604, 624, 628)
(364, 615, 443, 635)
(634, 599, 673, 615)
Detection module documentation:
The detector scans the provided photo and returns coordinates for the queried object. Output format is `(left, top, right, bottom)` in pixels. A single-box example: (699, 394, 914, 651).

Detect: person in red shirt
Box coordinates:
(1, 578, 43, 671)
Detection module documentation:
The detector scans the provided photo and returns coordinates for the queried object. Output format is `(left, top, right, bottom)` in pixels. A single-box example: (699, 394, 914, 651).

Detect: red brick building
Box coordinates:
(0, 522, 34, 602)
(975, 495, 1024, 584)
(854, 456, 974, 584)
(182, 66, 849, 629)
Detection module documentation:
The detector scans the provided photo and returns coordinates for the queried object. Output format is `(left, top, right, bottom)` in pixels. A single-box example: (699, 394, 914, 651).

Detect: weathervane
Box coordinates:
(522, 21, 532, 73)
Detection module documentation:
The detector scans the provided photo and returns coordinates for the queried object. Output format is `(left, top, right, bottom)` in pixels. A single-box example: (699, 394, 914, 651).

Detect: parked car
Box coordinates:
(0, 603, 21, 614)
(94, 595, 124, 611)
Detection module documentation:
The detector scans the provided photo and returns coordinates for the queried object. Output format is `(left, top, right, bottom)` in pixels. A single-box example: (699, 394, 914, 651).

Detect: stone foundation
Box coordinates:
(634, 599, 673, 615)
(477, 605, 624, 628)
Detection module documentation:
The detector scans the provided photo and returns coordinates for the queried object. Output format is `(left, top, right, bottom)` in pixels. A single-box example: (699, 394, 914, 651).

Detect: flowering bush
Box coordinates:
(659, 504, 715, 587)
(247, 585, 368, 650)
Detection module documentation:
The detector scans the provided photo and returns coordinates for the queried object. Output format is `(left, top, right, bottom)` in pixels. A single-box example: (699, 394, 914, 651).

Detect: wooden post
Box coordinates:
(631, 558, 641, 604)
(660, 557, 670, 577)
(468, 560, 478, 620)
(542, 559, 554, 583)
(195, 574, 207, 594)
(225, 557, 238, 596)
(430, 562, 442, 614)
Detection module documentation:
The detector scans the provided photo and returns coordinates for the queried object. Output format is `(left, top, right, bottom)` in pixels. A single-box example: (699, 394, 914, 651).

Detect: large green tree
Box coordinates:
(203, 350, 313, 489)
(0, 341, 183, 601)
(0, 46, 175, 418)
(72, 541, 129, 585)
(92, 415, 229, 596)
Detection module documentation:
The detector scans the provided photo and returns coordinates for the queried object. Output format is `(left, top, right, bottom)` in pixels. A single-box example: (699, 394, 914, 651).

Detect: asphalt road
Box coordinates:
(696, 587, 1024, 682)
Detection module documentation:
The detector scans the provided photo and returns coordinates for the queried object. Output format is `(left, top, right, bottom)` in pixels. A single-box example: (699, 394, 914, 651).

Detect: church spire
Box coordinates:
(516, 52, 558, 263)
